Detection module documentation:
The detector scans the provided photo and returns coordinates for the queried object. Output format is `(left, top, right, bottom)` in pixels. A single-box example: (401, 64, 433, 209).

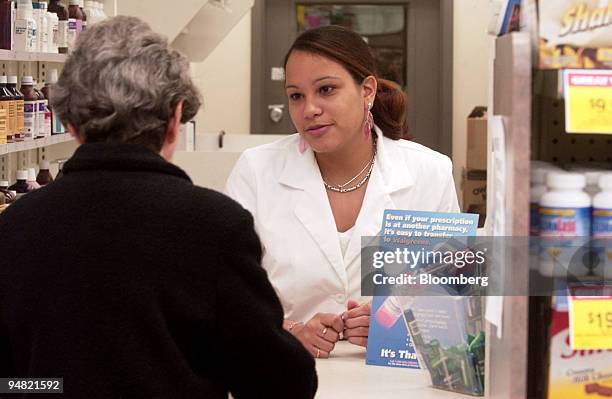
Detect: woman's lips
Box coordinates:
(305, 124, 331, 136)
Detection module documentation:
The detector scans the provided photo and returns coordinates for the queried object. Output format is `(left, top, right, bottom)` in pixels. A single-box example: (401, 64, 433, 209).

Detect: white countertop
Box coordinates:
(315, 342, 476, 399)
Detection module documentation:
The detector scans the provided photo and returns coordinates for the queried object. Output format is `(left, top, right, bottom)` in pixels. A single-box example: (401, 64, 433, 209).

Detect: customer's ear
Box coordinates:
(160, 100, 184, 161)
(165, 100, 184, 145)
(67, 123, 84, 144)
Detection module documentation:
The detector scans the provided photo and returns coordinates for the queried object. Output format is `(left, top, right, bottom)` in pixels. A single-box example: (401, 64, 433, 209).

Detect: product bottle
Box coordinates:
(41, 68, 63, 134)
(55, 158, 66, 179)
(26, 167, 40, 190)
(20, 75, 38, 141)
(592, 173, 612, 279)
(0, 75, 13, 145)
(7, 76, 24, 142)
(47, 0, 67, 53)
(0, 0, 14, 50)
(46, 9, 57, 53)
(83, 0, 94, 24)
(79, 0, 85, 31)
(539, 172, 592, 277)
(9, 169, 31, 198)
(583, 170, 603, 198)
(36, 1, 48, 52)
(67, 0, 82, 48)
(14, 0, 37, 52)
(98, 1, 106, 20)
(33, 78, 47, 137)
(36, 160, 53, 186)
(0, 180, 17, 204)
(530, 168, 548, 236)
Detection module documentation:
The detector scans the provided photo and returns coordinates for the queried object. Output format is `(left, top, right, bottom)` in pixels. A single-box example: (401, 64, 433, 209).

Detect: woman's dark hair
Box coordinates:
(284, 25, 410, 140)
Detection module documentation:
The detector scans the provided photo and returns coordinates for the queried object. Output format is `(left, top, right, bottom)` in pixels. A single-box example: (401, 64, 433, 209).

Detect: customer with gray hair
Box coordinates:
(0, 16, 317, 399)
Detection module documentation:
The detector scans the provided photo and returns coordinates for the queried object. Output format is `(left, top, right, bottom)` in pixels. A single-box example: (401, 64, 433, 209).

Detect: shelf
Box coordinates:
(0, 134, 74, 156)
(0, 49, 67, 63)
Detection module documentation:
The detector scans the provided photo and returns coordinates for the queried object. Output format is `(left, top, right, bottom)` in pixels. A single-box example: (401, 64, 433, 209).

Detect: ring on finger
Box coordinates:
(316, 348, 320, 358)
(322, 327, 328, 336)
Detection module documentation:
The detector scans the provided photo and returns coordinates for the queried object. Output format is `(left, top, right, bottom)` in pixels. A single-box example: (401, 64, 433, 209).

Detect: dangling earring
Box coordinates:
(299, 135, 308, 154)
(363, 102, 374, 139)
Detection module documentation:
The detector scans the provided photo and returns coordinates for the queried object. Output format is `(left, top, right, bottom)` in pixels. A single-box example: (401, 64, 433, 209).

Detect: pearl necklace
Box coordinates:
(323, 139, 377, 194)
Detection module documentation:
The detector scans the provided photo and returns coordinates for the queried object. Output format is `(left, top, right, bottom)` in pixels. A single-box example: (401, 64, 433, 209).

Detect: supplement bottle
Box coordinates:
(0, 0, 13, 50)
(20, 76, 38, 140)
(9, 169, 31, 198)
(530, 168, 548, 236)
(79, 0, 86, 30)
(48, 0, 67, 53)
(41, 68, 63, 134)
(33, 79, 48, 137)
(539, 172, 591, 277)
(36, 160, 53, 186)
(46, 9, 58, 53)
(26, 167, 40, 190)
(592, 173, 612, 279)
(15, 0, 37, 52)
(7, 76, 25, 142)
(0, 75, 13, 144)
(67, 0, 82, 47)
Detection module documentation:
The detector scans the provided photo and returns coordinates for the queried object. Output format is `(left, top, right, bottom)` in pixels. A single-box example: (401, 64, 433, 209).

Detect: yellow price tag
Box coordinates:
(564, 69, 612, 134)
(568, 286, 612, 350)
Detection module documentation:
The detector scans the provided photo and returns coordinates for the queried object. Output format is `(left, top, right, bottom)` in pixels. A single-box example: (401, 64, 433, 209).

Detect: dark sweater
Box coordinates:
(0, 142, 317, 399)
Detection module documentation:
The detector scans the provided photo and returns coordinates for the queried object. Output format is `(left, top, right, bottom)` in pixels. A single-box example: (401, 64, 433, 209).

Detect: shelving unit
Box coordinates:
(484, 31, 612, 399)
(0, 49, 67, 63)
(0, 134, 74, 156)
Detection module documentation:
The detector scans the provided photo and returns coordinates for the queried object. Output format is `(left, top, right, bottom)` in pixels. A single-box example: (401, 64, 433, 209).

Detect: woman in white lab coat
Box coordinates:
(225, 25, 459, 359)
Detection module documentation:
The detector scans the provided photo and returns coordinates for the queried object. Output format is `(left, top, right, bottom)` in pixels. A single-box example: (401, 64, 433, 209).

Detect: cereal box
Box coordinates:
(539, 0, 612, 69)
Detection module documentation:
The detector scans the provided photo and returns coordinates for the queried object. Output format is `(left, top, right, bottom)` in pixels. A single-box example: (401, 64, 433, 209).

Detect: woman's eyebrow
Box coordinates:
(286, 76, 340, 89)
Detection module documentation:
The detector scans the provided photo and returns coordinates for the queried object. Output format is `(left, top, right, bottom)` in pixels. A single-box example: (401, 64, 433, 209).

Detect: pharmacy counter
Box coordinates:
(315, 342, 473, 399)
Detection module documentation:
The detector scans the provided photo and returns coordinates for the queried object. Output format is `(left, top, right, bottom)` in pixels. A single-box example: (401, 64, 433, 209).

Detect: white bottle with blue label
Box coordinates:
(539, 172, 591, 277)
(593, 173, 612, 279)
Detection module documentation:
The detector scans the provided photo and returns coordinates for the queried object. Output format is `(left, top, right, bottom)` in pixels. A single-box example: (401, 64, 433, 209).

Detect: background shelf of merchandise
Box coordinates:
(0, 134, 74, 156)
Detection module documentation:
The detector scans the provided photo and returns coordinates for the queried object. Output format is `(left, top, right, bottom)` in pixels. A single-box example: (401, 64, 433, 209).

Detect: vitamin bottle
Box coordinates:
(9, 169, 31, 198)
(67, 0, 82, 47)
(36, 160, 53, 186)
(0, 0, 13, 50)
(0, 75, 13, 144)
(539, 172, 591, 277)
(592, 174, 612, 279)
(20, 76, 38, 141)
(48, 0, 67, 53)
(14, 0, 37, 52)
(7, 76, 25, 142)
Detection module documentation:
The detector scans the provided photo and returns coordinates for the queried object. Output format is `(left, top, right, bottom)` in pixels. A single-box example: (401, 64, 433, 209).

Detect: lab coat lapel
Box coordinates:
(343, 127, 416, 267)
(279, 142, 347, 287)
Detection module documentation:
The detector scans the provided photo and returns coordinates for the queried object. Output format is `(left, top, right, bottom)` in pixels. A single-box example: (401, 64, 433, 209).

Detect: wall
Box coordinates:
(452, 0, 492, 199)
(191, 10, 252, 135)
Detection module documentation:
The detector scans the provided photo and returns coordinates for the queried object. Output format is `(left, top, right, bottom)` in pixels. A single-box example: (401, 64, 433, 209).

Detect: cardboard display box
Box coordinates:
(466, 107, 488, 171)
(462, 169, 486, 228)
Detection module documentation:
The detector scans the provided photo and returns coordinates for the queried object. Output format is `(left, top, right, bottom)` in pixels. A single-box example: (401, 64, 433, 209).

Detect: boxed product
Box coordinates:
(406, 296, 485, 396)
(462, 169, 487, 228)
(539, 0, 612, 69)
(547, 307, 612, 399)
(466, 107, 488, 171)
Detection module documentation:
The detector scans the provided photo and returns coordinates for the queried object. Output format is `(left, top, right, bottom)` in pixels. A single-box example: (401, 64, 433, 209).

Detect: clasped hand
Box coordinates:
(291, 300, 371, 359)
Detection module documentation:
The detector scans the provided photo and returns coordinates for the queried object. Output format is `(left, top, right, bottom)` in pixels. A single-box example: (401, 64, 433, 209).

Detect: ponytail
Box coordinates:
(372, 78, 411, 140)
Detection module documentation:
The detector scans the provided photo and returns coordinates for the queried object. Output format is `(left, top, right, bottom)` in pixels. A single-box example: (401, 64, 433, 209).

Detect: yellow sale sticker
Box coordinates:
(564, 69, 612, 134)
(569, 286, 612, 350)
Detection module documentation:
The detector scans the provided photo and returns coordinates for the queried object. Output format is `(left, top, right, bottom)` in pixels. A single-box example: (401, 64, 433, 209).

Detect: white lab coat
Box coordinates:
(225, 127, 460, 322)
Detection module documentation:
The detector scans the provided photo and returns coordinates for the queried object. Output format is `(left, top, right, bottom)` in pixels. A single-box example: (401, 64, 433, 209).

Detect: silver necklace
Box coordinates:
(323, 140, 377, 194)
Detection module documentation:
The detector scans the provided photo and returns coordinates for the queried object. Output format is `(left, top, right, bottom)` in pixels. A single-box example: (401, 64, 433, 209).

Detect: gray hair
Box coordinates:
(51, 16, 201, 151)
